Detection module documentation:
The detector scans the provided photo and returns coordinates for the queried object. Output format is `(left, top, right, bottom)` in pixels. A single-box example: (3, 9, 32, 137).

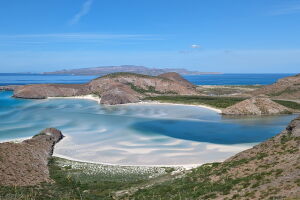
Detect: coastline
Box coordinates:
(48, 94, 101, 103)
(47, 95, 222, 113)
(128, 101, 222, 113)
(52, 152, 200, 170)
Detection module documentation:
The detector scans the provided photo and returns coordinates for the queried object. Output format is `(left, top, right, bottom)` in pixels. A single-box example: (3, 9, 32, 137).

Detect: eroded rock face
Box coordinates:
(222, 96, 291, 115)
(251, 73, 300, 99)
(0, 128, 63, 186)
(13, 72, 199, 105)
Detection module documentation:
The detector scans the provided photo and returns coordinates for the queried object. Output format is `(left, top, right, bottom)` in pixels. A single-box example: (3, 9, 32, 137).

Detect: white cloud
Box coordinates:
(69, 0, 94, 25)
(191, 44, 200, 48)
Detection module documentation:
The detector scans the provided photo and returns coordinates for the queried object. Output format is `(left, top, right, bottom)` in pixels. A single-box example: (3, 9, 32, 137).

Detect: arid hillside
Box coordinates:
(251, 73, 300, 99)
(0, 128, 63, 186)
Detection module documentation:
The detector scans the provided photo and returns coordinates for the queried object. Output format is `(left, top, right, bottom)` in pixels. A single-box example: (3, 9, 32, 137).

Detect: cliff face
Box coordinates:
(251, 73, 300, 99)
(222, 96, 292, 115)
(0, 128, 63, 186)
(13, 72, 199, 105)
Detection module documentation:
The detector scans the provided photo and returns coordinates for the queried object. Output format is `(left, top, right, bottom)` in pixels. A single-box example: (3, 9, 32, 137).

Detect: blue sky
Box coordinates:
(0, 0, 299, 73)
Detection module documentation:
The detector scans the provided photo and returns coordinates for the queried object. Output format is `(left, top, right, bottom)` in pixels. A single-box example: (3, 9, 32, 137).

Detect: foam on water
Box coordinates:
(0, 91, 296, 166)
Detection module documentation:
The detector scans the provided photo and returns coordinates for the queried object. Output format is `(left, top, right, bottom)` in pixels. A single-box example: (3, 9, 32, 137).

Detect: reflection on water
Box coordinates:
(0, 91, 296, 165)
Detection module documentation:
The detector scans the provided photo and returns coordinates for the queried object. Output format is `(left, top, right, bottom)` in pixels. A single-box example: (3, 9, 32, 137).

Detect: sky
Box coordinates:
(0, 0, 299, 73)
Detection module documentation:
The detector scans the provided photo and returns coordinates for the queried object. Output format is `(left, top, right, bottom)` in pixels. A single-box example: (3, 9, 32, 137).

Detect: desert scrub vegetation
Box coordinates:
(269, 87, 300, 97)
(127, 83, 177, 95)
(274, 100, 300, 110)
(145, 95, 246, 108)
(0, 157, 175, 200)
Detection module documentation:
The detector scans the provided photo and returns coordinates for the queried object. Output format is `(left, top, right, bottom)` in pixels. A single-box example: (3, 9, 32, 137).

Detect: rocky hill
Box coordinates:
(44, 65, 220, 76)
(0, 128, 63, 186)
(251, 73, 300, 99)
(120, 115, 300, 199)
(222, 96, 292, 115)
(13, 72, 199, 105)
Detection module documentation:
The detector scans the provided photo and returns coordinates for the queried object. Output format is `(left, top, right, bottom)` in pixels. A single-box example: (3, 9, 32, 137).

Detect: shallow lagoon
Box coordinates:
(0, 91, 296, 166)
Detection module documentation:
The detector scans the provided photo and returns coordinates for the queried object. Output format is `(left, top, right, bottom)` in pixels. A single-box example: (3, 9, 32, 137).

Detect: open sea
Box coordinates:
(0, 73, 297, 166)
(0, 73, 296, 86)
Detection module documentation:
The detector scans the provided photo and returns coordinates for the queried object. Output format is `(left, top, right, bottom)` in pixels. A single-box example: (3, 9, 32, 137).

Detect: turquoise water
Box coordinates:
(0, 91, 296, 165)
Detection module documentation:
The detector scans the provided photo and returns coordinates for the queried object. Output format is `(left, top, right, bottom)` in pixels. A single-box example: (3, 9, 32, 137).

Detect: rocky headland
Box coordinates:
(0, 128, 63, 186)
(222, 96, 292, 115)
(13, 72, 199, 105)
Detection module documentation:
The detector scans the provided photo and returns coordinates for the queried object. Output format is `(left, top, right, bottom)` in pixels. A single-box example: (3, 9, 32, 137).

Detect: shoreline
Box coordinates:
(127, 101, 222, 113)
(48, 94, 101, 103)
(52, 152, 202, 170)
(47, 95, 222, 113)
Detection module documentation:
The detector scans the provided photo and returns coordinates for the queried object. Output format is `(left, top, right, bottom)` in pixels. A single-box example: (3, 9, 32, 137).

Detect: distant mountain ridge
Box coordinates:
(43, 65, 221, 76)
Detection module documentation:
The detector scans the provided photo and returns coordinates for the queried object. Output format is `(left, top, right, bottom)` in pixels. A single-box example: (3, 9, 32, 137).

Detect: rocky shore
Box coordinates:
(0, 128, 63, 186)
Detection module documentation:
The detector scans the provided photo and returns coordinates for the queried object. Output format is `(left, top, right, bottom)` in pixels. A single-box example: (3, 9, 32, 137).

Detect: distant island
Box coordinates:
(43, 65, 221, 76)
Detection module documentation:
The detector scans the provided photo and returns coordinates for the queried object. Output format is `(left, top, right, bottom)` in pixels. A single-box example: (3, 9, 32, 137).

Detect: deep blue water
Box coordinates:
(184, 73, 296, 85)
(0, 73, 296, 86)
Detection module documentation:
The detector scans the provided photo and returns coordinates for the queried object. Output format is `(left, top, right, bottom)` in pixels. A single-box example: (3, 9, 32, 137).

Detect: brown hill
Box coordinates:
(251, 73, 300, 99)
(0, 128, 63, 186)
(13, 72, 199, 105)
(222, 96, 292, 115)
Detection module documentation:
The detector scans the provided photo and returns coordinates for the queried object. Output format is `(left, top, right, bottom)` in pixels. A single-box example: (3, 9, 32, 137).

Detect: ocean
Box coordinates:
(0, 73, 296, 86)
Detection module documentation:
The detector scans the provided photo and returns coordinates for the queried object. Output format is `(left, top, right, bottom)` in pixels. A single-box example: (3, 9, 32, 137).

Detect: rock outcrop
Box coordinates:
(251, 73, 300, 99)
(222, 96, 291, 115)
(0, 85, 20, 91)
(13, 72, 199, 105)
(0, 128, 63, 186)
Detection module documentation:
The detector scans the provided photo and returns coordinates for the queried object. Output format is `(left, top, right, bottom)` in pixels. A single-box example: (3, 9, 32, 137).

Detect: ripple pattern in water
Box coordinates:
(0, 91, 296, 166)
